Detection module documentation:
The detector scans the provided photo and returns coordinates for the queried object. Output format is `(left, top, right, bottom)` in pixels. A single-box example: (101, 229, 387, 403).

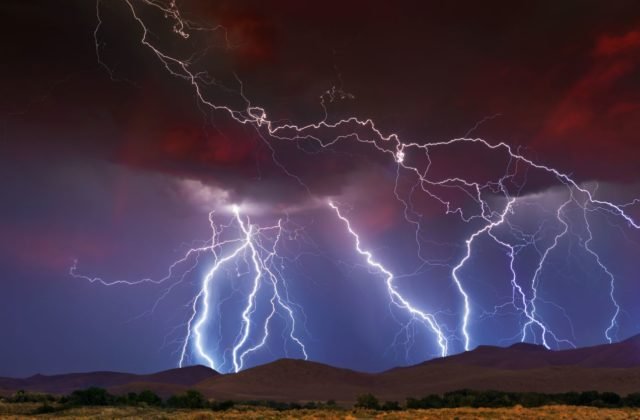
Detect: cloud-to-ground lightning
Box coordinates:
(73, 205, 308, 373)
(73, 0, 640, 370)
(330, 201, 448, 357)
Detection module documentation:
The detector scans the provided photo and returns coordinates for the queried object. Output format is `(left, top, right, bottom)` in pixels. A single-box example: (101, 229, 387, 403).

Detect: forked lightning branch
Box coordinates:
(72, 0, 640, 372)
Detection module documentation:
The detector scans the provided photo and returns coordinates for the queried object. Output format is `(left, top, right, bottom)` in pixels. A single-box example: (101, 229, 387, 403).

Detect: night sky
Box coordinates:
(2, 0, 640, 377)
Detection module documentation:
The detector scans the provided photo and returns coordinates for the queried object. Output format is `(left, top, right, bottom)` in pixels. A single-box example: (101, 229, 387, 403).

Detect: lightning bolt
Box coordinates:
(330, 201, 448, 356)
(72, 0, 640, 370)
(524, 195, 574, 348)
(73, 205, 308, 373)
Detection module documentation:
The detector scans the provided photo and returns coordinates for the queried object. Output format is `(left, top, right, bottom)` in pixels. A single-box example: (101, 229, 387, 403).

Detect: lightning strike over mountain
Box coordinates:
(52, 0, 640, 373)
(73, 205, 308, 373)
(330, 201, 448, 356)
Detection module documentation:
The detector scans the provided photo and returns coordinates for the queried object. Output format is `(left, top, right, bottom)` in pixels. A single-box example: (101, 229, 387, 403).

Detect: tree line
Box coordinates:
(356, 389, 640, 410)
(3, 388, 234, 413)
(2, 388, 339, 413)
(4, 387, 640, 413)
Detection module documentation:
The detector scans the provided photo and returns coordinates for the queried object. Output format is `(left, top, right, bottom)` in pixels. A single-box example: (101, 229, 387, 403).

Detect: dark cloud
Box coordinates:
(2, 0, 639, 243)
(533, 26, 640, 180)
(4, 0, 640, 197)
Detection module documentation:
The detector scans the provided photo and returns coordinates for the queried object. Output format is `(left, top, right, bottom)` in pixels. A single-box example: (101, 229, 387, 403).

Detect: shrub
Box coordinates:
(600, 391, 621, 407)
(355, 393, 380, 410)
(9, 390, 55, 403)
(518, 392, 547, 407)
(325, 399, 338, 408)
(442, 389, 477, 407)
(166, 389, 207, 409)
(557, 391, 580, 406)
(406, 397, 420, 409)
(578, 390, 600, 406)
(404, 389, 628, 409)
(67, 387, 114, 406)
(381, 400, 401, 411)
(407, 395, 444, 409)
(472, 390, 514, 407)
(624, 393, 640, 407)
(32, 402, 61, 414)
(210, 399, 234, 411)
(422, 394, 444, 408)
(137, 390, 162, 406)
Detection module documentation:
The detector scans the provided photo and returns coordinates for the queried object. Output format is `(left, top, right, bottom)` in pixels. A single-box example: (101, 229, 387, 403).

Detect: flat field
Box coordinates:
(2, 403, 640, 419)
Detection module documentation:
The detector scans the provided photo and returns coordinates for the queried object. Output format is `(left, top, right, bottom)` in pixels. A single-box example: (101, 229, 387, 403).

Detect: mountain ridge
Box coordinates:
(2, 334, 640, 402)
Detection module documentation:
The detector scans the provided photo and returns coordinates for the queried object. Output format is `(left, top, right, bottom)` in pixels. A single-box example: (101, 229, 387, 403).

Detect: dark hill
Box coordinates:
(0, 365, 216, 396)
(194, 334, 640, 402)
(196, 359, 375, 402)
(3, 335, 640, 402)
(415, 333, 640, 370)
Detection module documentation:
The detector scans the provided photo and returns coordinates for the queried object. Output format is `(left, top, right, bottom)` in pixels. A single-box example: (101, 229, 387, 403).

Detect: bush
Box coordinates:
(578, 391, 600, 406)
(244, 400, 292, 410)
(67, 387, 114, 406)
(166, 389, 207, 409)
(32, 402, 61, 414)
(116, 392, 139, 405)
(600, 391, 622, 406)
(624, 393, 640, 407)
(137, 390, 162, 406)
(355, 393, 380, 410)
(472, 390, 514, 407)
(381, 400, 401, 411)
(405, 390, 629, 409)
(210, 399, 234, 411)
(406, 397, 420, 409)
(442, 389, 477, 407)
(557, 391, 580, 406)
(423, 394, 444, 408)
(518, 392, 547, 407)
(8, 390, 55, 403)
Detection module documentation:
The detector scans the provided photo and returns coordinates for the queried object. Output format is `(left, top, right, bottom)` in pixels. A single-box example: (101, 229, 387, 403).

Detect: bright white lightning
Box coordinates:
(231, 218, 308, 371)
(188, 207, 308, 372)
(190, 232, 249, 370)
(329, 201, 448, 357)
(73, 205, 308, 373)
(524, 196, 574, 348)
(583, 202, 621, 343)
(80, 0, 640, 366)
(451, 201, 515, 352)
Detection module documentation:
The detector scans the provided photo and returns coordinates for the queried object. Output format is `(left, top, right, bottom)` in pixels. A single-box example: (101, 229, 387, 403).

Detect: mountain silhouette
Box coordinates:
(2, 335, 640, 402)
